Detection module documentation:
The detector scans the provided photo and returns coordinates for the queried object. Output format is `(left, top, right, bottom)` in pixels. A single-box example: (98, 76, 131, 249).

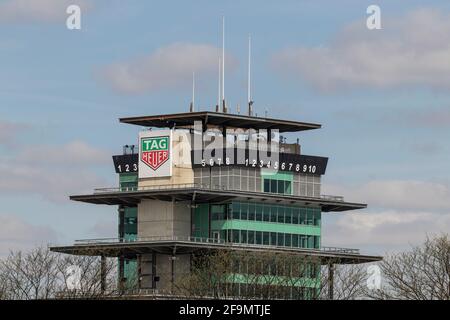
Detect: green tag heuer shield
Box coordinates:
(141, 136, 169, 170)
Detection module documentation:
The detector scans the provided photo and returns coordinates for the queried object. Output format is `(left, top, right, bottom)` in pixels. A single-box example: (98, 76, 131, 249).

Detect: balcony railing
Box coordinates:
(72, 235, 360, 255)
(93, 183, 345, 202)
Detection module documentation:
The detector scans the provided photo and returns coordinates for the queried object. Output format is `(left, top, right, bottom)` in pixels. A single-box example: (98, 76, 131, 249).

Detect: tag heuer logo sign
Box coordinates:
(141, 136, 169, 170)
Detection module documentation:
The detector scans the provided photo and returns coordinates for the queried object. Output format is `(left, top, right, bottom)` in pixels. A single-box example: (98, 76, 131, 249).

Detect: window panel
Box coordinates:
(263, 205, 270, 222)
(240, 202, 248, 220)
(285, 234, 292, 247)
(277, 233, 284, 246)
(270, 232, 277, 246)
(248, 203, 255, 221)
(255, 204, 263, 221)
(241, 230, 247, 244)
(248, 230, 255, 244)
(277, 206, 285, 223)
(255, 231, 262, 245)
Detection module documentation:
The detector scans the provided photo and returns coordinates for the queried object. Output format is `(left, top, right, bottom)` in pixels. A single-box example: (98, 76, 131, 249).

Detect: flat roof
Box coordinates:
(119, 111, 321, 133)
(50, 240, 381, 265)
(70, 187, 366, 212)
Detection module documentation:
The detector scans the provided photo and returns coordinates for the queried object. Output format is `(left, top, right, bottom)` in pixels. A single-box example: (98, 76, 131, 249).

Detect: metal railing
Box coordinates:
(93, 183, 345, 202)
(72, 235, 360, 255)
(320, 195, 344, 202)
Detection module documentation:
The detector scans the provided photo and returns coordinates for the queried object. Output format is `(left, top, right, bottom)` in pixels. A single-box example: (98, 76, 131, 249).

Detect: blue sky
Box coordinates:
(0, 0, 449, 256)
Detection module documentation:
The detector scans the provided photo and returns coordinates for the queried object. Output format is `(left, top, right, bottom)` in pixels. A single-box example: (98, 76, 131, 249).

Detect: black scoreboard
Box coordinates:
(112, 154, 138, 173)
(112, 149, 328, 175)
(191, 148, 328, 175)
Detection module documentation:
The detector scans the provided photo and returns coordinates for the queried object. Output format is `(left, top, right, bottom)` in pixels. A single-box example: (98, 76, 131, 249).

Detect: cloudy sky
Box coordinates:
(0, 0, 449, 257)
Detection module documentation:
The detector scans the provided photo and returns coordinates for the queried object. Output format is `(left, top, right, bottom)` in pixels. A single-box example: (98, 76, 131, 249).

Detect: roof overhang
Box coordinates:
(50, 241, 381, 265)
(119, 111, 321, 133)
(70, 188, 366, 212)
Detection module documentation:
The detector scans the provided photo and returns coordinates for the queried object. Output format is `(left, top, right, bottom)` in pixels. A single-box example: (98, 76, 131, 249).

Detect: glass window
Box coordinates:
(211, 205, 225, 220)
(285, 234, 292, 247)
(255, 204, 263, 221)
(270, 232, 277, 246)
(292, 207, 299, 224)
(270, 205, 277, 223)
(270, 179, 277, 193)
(314, 236, 320, 249)
(232, 202, 240, 220)
(240, 202, 248, 220)
(232, 229, 240, 243)
(277, 180, 284, 194)
(307, 208, 314, 225)
(248, 203, 255, 221)
(307, 183, 313, 197)
(277, 233, 284, 246)
(263, 179, 270, 193)
(255, 231, 262, 244)
(241, 230, 247, 244)
(308, 235, 314, 248)
(285, 207, 292, 224)
(300, 183, 306, 196)
(263, 205, 270, 222)
(248, 230, 255, 244)
(277, 206, 285, 223)
(301, 236, 307, 248)
(285, 181, 292, 194)
(299, 208, 306, 224)
(292, 234, 299, 247)
(263, 232, 270, 245)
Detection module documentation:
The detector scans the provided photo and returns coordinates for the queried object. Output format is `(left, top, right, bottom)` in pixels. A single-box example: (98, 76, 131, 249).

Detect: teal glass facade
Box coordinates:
(194, 201, 321, 250)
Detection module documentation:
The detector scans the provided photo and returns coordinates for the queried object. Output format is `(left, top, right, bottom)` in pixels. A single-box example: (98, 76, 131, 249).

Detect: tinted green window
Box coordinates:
(292, 207, 299, 224)
(241, 230, 247, 244)
(248, 203, 255, 221)
(285, 207, 292, 224)
(277, 207, 285, 223)
(292, 234, 299, 247)
(271, 180, 277, 193)
(233, 202, 240, 219)
(248, 230, 255, 244)
(263, 179, 270, 192)
(232, 229, 240, 243)
(263, 232, 270, 245)
(240, 202, 248, 220)
(277, 233, 284, 246)
(299, 208, 306, 224)
(270, 232, 277, 246)
(255, 204, 263, 221)
(255, 231, 262, 244)
(263, 205, 270, 222)
(285, 234, 292, 247)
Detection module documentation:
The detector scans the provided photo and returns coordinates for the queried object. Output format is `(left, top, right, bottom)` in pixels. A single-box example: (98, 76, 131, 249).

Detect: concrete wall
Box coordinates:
(138, 199, 191, 238)
(139, 253, 191, 291)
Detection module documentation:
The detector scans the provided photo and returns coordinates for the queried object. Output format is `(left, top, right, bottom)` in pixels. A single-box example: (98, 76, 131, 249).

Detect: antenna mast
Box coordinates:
(217, 58, 221, 112)
(222, 16, 227, 113)
(247, 34, 254, 116)
(190, 72, 195, 112)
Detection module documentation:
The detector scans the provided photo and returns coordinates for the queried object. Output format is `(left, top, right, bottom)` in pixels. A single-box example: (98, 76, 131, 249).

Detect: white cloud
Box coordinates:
(17, 140, 110, 166)
(323, 180, 450, 212)
(271, 8, 450, 91)
(100, 42, 238, 94)
(0, 140, 111, 202)
(322, 210, 450, 253)
(0, 214, 58, 257)
(0, 121, 26, 146)
(0, 0, 92, 24)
